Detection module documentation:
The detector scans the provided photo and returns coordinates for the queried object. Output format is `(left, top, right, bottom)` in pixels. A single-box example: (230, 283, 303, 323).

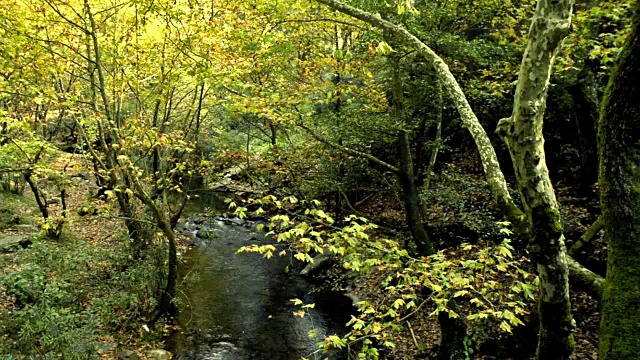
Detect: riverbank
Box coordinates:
(209, 165, 603, 360)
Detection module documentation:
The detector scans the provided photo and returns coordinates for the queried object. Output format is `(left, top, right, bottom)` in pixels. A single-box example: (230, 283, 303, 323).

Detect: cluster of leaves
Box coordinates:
(234, 195, 538, 358)
(559, 0, 637, 74)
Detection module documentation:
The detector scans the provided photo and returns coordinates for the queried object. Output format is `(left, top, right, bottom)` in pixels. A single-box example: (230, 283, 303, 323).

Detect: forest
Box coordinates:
(0, 0, 638, 359)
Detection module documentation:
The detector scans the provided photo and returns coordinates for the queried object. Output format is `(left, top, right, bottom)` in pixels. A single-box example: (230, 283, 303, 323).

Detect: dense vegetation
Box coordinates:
(0, 0, 638, 358)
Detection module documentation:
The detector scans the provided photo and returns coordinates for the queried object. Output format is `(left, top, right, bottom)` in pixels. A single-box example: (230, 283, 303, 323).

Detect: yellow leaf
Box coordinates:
(372, 322, 382, 333)
(290, 298, 303, 305)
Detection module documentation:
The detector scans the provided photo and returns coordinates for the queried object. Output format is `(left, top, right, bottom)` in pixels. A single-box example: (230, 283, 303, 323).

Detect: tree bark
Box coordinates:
(437, 305, 467, 360)
(398, 130, 435, 256)
(414, 114, 428, 185)
(597, 4, 640, 359)
(497, 1, 576, 358)
(425, 80, 443, 189)
(567, 256, 603, 300)
(131, 175, 179, 324)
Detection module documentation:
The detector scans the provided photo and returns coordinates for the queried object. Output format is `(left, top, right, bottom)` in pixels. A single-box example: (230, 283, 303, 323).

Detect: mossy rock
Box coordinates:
(0, 192, 36, 230)
(0, 235, 32, 253)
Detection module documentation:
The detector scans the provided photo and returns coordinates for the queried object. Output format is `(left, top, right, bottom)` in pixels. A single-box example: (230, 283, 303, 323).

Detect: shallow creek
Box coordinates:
(168, 197, 352, 359)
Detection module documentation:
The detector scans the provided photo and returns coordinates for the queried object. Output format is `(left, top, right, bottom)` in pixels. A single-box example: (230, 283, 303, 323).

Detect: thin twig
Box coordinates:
(406, 320, 419, 347)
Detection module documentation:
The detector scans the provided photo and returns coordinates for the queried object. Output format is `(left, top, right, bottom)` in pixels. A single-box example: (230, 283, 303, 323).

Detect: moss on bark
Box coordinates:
(499, 1, 575, 358)
(598, 3, 640, 359)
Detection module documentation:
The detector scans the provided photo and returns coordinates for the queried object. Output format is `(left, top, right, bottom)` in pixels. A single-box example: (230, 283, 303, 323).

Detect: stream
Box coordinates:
(168, 194, 353, 360)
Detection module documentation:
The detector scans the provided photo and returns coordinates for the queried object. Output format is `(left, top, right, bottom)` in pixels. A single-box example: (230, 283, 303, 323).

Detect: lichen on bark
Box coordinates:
(499, 0, 576, 358)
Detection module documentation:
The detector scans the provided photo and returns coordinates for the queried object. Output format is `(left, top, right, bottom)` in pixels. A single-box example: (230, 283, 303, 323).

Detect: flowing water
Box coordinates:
(168, 194, 352, 360)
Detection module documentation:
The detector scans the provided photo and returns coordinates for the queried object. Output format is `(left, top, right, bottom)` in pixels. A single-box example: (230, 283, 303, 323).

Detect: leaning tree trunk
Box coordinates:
(496, 0, 576, 359)
(598, 5, 640, 359)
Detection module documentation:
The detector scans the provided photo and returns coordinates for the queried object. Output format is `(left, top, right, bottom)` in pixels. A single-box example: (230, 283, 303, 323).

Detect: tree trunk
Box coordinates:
(567, 216, 603, 257)
(598, 5, 640, 359)
(130, 175, 179, 324)
(572, 68, 599, 192)
(414, 114, 428, 185)
(268, 119, 277, 147)
(398, 130, 435, 256)
(425, 80, 444, 189)
(497, 1, 576, 358)
(567, 256, 603, 300)
(437, 304, 467, 360)
(389, 52, 435, 255)
(24, 170, 62, 239)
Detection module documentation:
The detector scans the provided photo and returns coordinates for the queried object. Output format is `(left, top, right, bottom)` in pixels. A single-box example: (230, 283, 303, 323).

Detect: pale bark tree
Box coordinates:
(312, 0, 576, 358)
(496, 0, 576, 357)
(597, 3, 640, 359)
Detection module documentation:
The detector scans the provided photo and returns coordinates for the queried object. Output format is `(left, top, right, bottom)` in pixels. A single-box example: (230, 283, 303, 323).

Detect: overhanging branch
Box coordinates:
(567, 255, 604, 300)
(299, 124, 400, 174)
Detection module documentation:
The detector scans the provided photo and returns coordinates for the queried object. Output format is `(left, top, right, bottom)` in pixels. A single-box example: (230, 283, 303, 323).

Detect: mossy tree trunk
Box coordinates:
(597, 4, 640, 359)
(497, 1, 576, 358)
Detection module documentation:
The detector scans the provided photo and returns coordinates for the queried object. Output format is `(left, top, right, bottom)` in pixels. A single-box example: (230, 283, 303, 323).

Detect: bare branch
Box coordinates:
(299, 123, 400, 174)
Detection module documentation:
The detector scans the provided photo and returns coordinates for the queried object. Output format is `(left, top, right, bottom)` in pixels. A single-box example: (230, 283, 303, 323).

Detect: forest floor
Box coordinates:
(0, 153, 171, 359)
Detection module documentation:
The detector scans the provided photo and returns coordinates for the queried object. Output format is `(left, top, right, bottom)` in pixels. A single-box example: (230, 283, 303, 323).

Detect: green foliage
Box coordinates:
(421, 168, 503, 241)
(559, 0, 637, 74)
(0, 237, 163, 357)
(236, 195, 538, 359)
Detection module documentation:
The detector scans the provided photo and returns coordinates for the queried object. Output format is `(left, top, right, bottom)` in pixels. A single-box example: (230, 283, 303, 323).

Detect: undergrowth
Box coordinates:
(0, 192, 36, 230)
(0, 233, 165, 359)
